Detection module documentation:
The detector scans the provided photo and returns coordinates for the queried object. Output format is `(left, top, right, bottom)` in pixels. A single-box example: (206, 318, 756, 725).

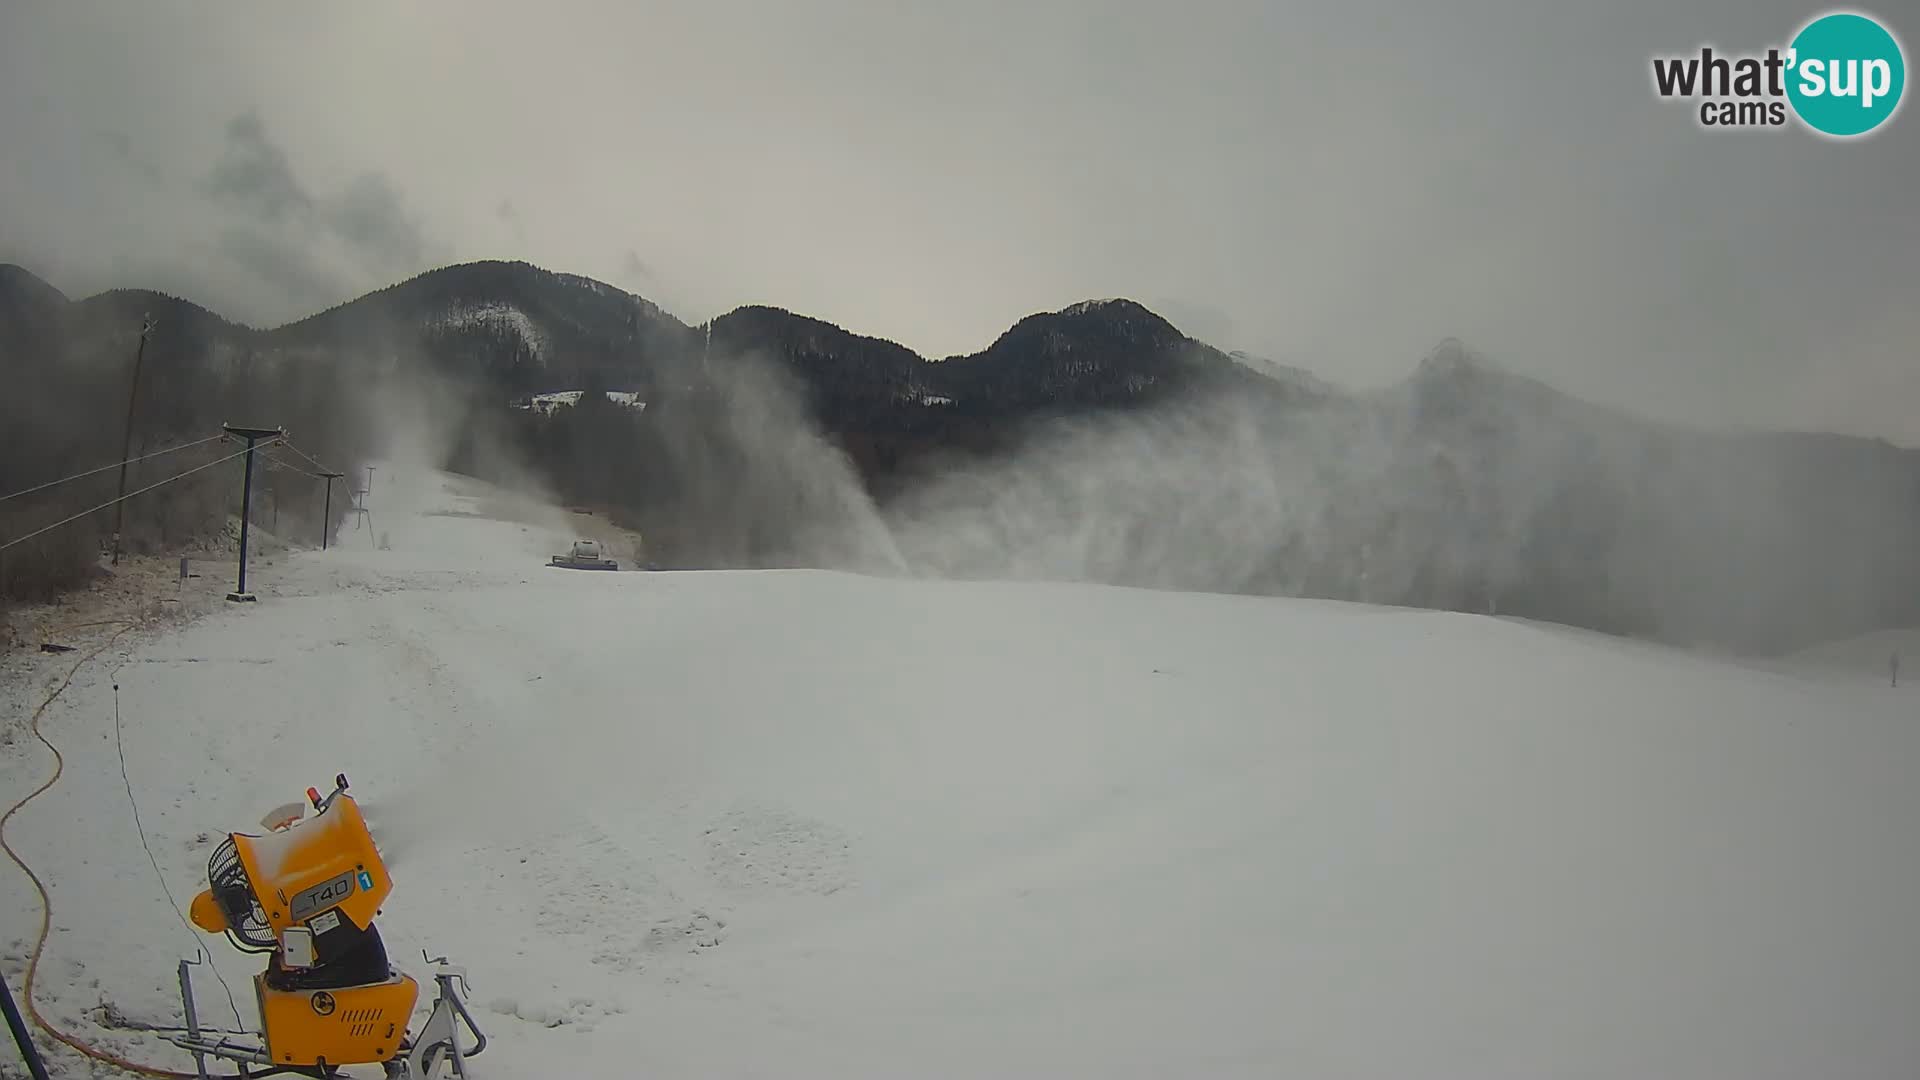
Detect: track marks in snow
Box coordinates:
(486, 993, 627, 1032)
(703, 803, 855, 898)
(640, 910, 727, 960)
(501, 818, 732, 981)
(480, 800, 856, 994)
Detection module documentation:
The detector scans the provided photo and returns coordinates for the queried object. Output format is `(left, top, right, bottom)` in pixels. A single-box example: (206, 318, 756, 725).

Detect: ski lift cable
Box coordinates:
(260, 449, 323, 479)
(0, 439, 278, 554)
(0, 434, 226, 505)
(274, 439, 333, 475)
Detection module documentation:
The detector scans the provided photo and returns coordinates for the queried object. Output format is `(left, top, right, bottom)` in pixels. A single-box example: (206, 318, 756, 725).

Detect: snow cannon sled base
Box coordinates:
(549, 538, 618, 571)
(170, 774, 485, 1078)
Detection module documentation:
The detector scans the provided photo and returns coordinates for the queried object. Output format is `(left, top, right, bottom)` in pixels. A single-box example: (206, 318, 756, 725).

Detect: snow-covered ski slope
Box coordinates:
(3, 467, 1917, 1079)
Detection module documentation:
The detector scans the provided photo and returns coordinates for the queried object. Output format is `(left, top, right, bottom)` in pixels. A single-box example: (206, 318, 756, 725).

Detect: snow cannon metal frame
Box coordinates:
(549, 537, 618, 571)
(169, 774, 486, 1079)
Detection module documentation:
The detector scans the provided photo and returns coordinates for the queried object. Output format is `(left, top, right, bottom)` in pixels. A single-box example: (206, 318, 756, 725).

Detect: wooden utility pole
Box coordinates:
(320, 472, 344, 550)
(223, 424, 283, 602)
(110, 316, 154, 566)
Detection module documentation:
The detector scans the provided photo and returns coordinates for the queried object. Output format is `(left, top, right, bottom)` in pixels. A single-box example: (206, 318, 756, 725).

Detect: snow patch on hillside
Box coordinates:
(435, 301, 547, 363)
(513, 390, 648, 415)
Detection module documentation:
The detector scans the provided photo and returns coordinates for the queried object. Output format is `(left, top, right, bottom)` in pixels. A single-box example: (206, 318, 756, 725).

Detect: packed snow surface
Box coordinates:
(2, 467, 1916, 1079)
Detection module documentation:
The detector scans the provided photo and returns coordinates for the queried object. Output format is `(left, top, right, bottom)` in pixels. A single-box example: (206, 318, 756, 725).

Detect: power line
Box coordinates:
(264, 447, 331, 481)
(0, 439, 275, 554)
(275, 440, 333, 476)
(261, 450, 322, 480)
(0, 434, 225, 505)
(277, 441, 327, 471)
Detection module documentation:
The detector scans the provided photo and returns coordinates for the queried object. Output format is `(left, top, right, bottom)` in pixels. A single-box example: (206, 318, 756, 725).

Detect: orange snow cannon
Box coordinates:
(174, 774, 486, 1078)
(192, 778, 392, 941)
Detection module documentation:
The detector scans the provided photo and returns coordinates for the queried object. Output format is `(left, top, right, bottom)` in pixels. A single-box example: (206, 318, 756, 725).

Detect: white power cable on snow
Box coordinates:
(112, 681, 247, 1031)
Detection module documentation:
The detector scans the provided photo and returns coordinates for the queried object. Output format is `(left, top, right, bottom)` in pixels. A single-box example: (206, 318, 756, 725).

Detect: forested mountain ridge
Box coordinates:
(4, 259, 1917, 652)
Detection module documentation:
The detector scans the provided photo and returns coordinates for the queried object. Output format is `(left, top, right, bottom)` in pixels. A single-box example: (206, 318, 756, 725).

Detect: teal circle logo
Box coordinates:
(1787, 12, 1906, 137)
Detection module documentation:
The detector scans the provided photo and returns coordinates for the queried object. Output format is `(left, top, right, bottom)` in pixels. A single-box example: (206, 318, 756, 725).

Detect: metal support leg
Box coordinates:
(179, 958, 212, 1080)
(407, 962, 485, 1079)
(1, 969, 51, 1080)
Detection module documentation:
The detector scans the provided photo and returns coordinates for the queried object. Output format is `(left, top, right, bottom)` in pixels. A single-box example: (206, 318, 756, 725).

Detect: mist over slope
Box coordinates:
(4, 260, 1917, 652)
(870, 346, 1920, 650)
(4, 468, 1916, 1079)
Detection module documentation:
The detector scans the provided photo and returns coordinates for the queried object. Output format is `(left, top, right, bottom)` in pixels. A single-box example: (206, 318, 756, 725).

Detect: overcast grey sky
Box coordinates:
(1, 1, 1914, 442)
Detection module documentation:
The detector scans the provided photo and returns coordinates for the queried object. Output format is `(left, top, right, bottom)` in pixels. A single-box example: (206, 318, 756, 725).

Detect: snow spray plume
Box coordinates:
(640, 347, 906, 572)
(1360, 346, 1920, 651)
(357, 733, 560, 871)
(880, 381, 1391, 597)
(360, 361, 582, 549)
(875, 339, 1920, 652)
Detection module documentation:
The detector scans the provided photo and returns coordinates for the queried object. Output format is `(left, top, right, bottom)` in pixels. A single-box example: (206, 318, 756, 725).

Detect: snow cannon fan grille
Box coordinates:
(208, 836, 276, 952)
